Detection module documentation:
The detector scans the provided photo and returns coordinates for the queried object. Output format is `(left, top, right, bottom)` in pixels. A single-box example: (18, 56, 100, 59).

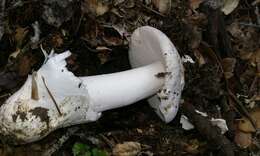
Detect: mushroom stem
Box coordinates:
(80, 61, 165, 112)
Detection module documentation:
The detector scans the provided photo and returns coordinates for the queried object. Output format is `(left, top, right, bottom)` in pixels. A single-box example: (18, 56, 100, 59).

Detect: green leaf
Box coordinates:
(72, 142, 90, 156)
(92, 148, 107, 156)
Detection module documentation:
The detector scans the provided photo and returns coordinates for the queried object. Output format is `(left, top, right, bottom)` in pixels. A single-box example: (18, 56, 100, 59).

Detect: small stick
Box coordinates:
(31, 71, 39, 100)
(41, 76, 62, 116)
(0, 93, 11, 99)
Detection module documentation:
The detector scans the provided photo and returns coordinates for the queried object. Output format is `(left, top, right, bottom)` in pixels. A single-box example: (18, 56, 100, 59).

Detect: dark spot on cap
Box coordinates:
(12, 110, 28, 122)
(29, 107, 50, 129)
(78, 82, 82, 88)
(155, 72, 171, 78)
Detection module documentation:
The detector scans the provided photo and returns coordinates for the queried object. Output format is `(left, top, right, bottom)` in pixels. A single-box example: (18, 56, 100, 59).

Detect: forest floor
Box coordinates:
(0, 0, 259, 156)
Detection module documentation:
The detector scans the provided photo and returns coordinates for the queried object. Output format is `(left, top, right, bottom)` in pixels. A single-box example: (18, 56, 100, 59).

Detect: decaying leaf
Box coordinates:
(152, 0, 171, 14)
(234, 130, 252, 148)
(193, 49, 206, 66)
(189, 0, 204, 10)
(42, 0, 76, 27)
(14, 26, 29, 47)
(96, 46, 111, 64)
(51, 33, 64, 48)
(238, 107, 260, 132)
(183, 139, 200, 154)
(221, 0, 240, 15)
(81, 0, 110, 16)
(112, 141, 141, 156)
(16, 53, 37, 77)
(180, 115, 195, 130)
(250, 49, 260, 67)
(221, 57, 236, 79)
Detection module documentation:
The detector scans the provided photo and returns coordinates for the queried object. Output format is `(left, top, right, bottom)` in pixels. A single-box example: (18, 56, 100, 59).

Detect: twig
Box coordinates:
(136, 2, 165, 17)
(99, 134, 114, 149)
(201, 43, 257, 130)
(41, 76, 62, 116)
(0, 93, 11, 99)
(73, 12, 84, 36)
(182, 102, 235, 156)
(249, 75, 258, 96)
(238, 22, 260, 28)
(227, 88, 257, 129)
(255, 6, 260, 25)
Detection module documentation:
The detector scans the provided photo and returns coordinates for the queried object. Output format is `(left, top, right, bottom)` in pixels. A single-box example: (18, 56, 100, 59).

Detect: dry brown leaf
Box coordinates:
(152, 0, 171, 14)
(238, 107, 260, 132)
(96, 46, 111, 64)
(102, 36, 123, 46)
(193, 49, 206, 66)
(81, 0, 109, 16)
(183, 139, 200, 154)
(189, 0, 204, 10)
(221, 0, 240, 15)
(221, 57, 236, 79)
(51, 33, 63, 48)
(250, 49, 260, 67)
(239, 51, 253, 61)
(112, 141, 141, 156)
(15, 26, 29, 47)
(234, 130, 252, 148)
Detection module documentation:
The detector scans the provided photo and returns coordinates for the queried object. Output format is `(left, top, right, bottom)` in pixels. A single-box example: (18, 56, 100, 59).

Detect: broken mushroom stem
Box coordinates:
(81, 61, 165, 112)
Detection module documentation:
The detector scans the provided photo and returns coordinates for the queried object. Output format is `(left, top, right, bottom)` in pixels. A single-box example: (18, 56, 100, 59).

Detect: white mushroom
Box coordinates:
(0, 26, 184, 144)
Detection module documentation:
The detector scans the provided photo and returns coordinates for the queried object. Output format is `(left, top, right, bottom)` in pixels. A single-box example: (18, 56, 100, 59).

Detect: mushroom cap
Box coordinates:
(129, 26, 185, 123)
(0, 51, 101, 144)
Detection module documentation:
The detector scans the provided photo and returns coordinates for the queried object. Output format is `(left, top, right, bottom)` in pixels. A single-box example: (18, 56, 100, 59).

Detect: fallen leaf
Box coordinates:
(249, 49, 260, 67)
(189, 0, 204, 10)
(112, 142, 141, 156)
(81, 0, 109, 16)
(180, 115, 195, 130)
(96, 46, 111, 64)
(234, 130, 252, 148)
(184, 139, 200, 154)
(152, 0, 171, 14)
(16, 53, 37, 77)
(210, 118, 229, 134)
(238, 107, 260, 132)
(221, 0, 240, 15)
(8, 49, 21, 61)
(51, 33, 64, 48)
(239, 51, 253, 61)
(221, 57, 236, 79)
(14, 26, 29, 47)
(193, 49, 206, 66)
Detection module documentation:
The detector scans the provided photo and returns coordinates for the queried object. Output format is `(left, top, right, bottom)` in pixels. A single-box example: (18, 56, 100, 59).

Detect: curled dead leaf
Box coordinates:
(112, 141, 141, 156)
